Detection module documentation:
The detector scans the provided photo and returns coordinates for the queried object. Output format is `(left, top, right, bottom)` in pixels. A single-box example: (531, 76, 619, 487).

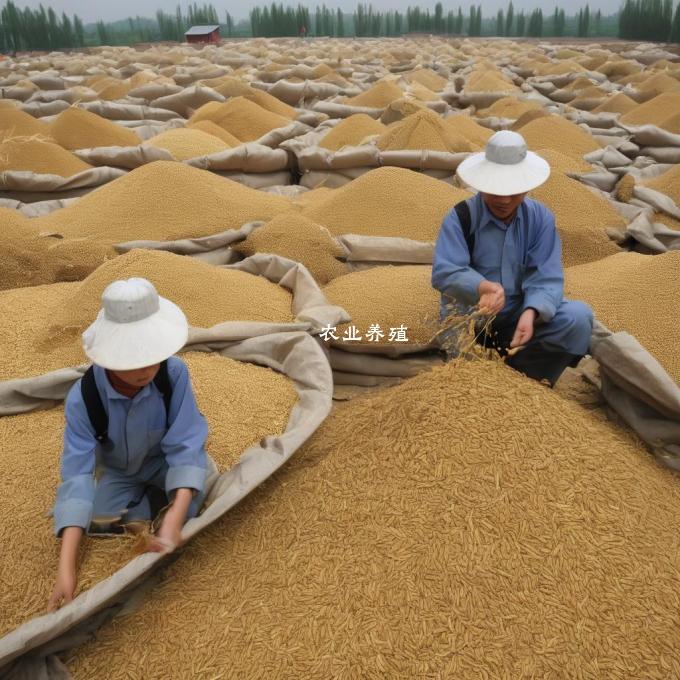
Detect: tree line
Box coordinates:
(620, 0, 680, 41)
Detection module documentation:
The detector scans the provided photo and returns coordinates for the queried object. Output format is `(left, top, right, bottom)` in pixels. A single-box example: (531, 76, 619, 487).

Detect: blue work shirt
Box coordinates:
(431, 193, 564, 324)
(53, 356, 208, 536)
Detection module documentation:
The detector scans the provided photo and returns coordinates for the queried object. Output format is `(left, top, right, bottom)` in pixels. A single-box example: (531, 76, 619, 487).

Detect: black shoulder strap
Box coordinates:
(153, 360, 173, 428)
(454, 199, 474, 256)
(81, 366, 109, 444)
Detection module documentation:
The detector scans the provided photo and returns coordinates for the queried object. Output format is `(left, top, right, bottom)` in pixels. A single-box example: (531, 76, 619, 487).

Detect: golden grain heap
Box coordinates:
(344, 79, 405, 108)
(619, 92, 680, 132)
(188, 97, 291, 142)
(322, 265, 440, 346)
(231, 212, 348, 285)
(0, 350, 297, 639)
(67, 357, 680, 678)
(531, 172, 623, 267)
(465, 68, 520, 93)
(143, 127, 232, 160)
(186, 120, 243, 146)
(476, 96, 542, 119)
(34, 161, 291, 243)
(520, 114, 601, 160)
(443, 113, 494, 148)
(302, 166, 471, 241)
(50, 107, 140, 150)
(0, 138, 93, 177)
(0, 108, 53, 139)
(642, 164, 680, 205)
(319, 114, 386, 150)
(376, 108, 473, 153)
(591, 92, 638, 115)
(565, 251, 680, 383)
(44, 249, 296, 344)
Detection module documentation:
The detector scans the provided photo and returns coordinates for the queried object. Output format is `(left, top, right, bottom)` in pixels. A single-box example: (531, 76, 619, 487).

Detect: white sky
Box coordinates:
(13, 0, 624, 24)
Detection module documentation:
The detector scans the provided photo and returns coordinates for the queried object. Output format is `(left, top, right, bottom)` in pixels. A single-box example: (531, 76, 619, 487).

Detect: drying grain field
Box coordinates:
(1, 35, 679, 678)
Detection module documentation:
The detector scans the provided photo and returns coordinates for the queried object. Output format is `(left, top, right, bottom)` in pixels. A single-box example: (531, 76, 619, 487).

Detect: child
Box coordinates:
(49, 277, 210, 611)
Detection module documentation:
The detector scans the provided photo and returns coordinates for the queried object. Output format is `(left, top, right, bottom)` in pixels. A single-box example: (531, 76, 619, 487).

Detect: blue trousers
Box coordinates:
(91, 454, 206, 528)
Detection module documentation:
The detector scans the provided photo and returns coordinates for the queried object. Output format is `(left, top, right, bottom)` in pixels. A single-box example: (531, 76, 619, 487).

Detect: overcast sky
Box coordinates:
(13, 0, 624, 24)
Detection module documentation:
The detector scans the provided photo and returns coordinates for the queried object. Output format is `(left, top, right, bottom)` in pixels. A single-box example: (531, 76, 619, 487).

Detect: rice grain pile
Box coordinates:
(465, 69, 520, 94)
(405, 67, 448, 91)
(0, 351, 297, 639)
(302, 166, 471, 241)
(520, 115, 601, 160)
(536, 147, 594, 175)
(376, 109, 473, 153)
(565, 251, 680, 383)
(186, 120, 242, 147)
(531, 173, 623, 266)
(34, 161, 291, 242)
(44, 249, 296, 348)
(66, 357, 680, 678)
(344, 80, 404, 108)
(591, 92, 638, 115)
(188, 97, 291, 142)
(319, 114, 386, 150)
(510, 108, 550, 131)
(143, 127, 232, 160)
(443, 114, 494, 148)
(183, 351, 298, 471)
(619, 92, 680, 131)
(243, 88, 297, 118)
(50, 107, 140, 150)
(0, 108, 53, 139)
(0, 138, 92, 177)
(322, 265, 440, 346)
(231, 212, 348, 284)
(476, 97, 542, 119)
(642, 165, 680, 205)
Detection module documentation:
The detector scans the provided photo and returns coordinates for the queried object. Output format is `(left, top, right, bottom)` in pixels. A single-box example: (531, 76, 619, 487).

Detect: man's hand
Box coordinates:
(48, 566, 76, 612)
(511, 308, 537, 348)
(478, 280, 505, 315)
(146, 488, 193, 554)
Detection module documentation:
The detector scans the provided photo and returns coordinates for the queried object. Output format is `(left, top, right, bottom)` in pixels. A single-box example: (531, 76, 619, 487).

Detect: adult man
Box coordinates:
(431, 130, 593, 386)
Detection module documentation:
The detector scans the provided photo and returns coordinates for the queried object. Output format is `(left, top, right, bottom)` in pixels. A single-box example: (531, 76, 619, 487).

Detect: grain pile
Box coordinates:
(0, 406, 137, 638)
(531, 173, 623, 267)
(0, 108, 53, 139)
(87, 75, 130, 100)
(43, 249, 296, 349)
(302, 166, 471, 241)
(322, 265, 440, 346)
(0, 209, 115, 291)
(591, 92, 638, 115)
(405, 67, 448, 91)
(376, 109, 473, 153)
(231, 213, 348, 285)
(319, 114, 386, 150)
(183, 351, 298, 471)
(616, 173, 636, 202)
(476, 97, 542, 119)
(344, 80, 404, 108)
(408, 82, 440, 102)
(243, 88, 297, 118)
(188, 98, 291, 142)
(0, 351, 297, 639)
(143, 128, 232, 160)
(536, 147, 594, 175)
(510, 108, 550, 131)
(565, 252, 680, 383)
(67, 357, 680, 679)
(50, 107, 140, 150)
(642, 165, 680, 205)
(34, 161, 291, 242)
(443, 114, 494, 148)
(619, 92, 680, 131)
(465, 69, 520, 93)
(0, 138, 93, 177)
(520, 115, 601, 160)
(186, 120, 242, 147)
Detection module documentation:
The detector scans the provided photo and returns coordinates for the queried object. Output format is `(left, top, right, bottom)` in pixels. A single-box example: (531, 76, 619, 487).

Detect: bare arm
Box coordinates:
(148, 488, 193, 553)
(48, 526, 83, 612)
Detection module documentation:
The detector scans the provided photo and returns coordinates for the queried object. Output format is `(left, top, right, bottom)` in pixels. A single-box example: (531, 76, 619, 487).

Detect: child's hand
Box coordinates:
(48, 567, 77, 612)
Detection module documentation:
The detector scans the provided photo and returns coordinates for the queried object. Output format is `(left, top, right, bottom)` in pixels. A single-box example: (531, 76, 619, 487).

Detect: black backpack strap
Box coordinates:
(153, 360, 173, 428)
(81, 366, 109, 444)
(454, 199, 474, 256)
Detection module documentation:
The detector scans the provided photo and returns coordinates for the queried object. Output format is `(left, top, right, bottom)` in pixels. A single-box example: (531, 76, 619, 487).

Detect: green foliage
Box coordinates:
(250, 3, 310, 37)
(619, 0, 675, 40)
(505, 1, 514, 35)
(0, 0, 85, 50)
(527, 8, 543, 36)
(672, 1, 680, 41)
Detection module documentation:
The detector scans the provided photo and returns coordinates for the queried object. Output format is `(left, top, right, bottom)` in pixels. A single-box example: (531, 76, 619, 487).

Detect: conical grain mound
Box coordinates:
(50, 107, 140, 150)
(376, 109, 472, 153)
(143, 127, 232, 160)
(0, 138, 92, 177)
(33, 161, 291, 243)
(0, 108, 53, 140)
(520, 115, 601, 160)
(344, 80, 405, 107)
(319, 114, 386, 150)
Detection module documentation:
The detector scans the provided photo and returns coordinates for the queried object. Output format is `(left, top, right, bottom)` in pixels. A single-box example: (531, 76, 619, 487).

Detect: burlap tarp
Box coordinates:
(0, 167, 126, 204)
(631, 185, 680, 220)
(0, 329, 333, 677)
(78, 101, 179, 122)
(150, 85, 224, 116)
(256, 79, 360, 106)
(618, 123, 680, 150)
(20, 100, 71, 117)
(638, 147, 680, 164)
(0, 196, 78, 217)
(127, 83, 182, 101)
(614, 210, 680, 253)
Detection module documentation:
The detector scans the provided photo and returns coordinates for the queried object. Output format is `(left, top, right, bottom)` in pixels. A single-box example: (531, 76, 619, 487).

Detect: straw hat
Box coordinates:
(82, 278, 188, 371)
(456, 130, 550, 196)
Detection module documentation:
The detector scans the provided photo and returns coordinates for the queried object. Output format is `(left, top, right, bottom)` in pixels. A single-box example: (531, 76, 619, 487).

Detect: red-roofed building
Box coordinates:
(185, 25, 220, 44)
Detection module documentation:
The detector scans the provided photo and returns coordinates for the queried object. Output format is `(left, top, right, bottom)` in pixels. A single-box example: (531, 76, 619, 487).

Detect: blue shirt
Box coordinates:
(53, 356, 208, 536)
(431, 193, 564, 323)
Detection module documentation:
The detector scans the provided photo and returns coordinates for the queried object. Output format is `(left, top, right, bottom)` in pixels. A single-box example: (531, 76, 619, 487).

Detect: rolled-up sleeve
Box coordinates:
(162, 360, 208, 496)
(521, 206, 564, 324)
(53, 385, 97, 537)
(431, 207, 485, 306)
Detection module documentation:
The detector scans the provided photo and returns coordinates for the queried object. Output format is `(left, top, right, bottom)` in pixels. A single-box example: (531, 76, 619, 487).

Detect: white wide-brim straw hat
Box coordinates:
(82, 277, 188, 371)
(457, 129, 550, 196)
